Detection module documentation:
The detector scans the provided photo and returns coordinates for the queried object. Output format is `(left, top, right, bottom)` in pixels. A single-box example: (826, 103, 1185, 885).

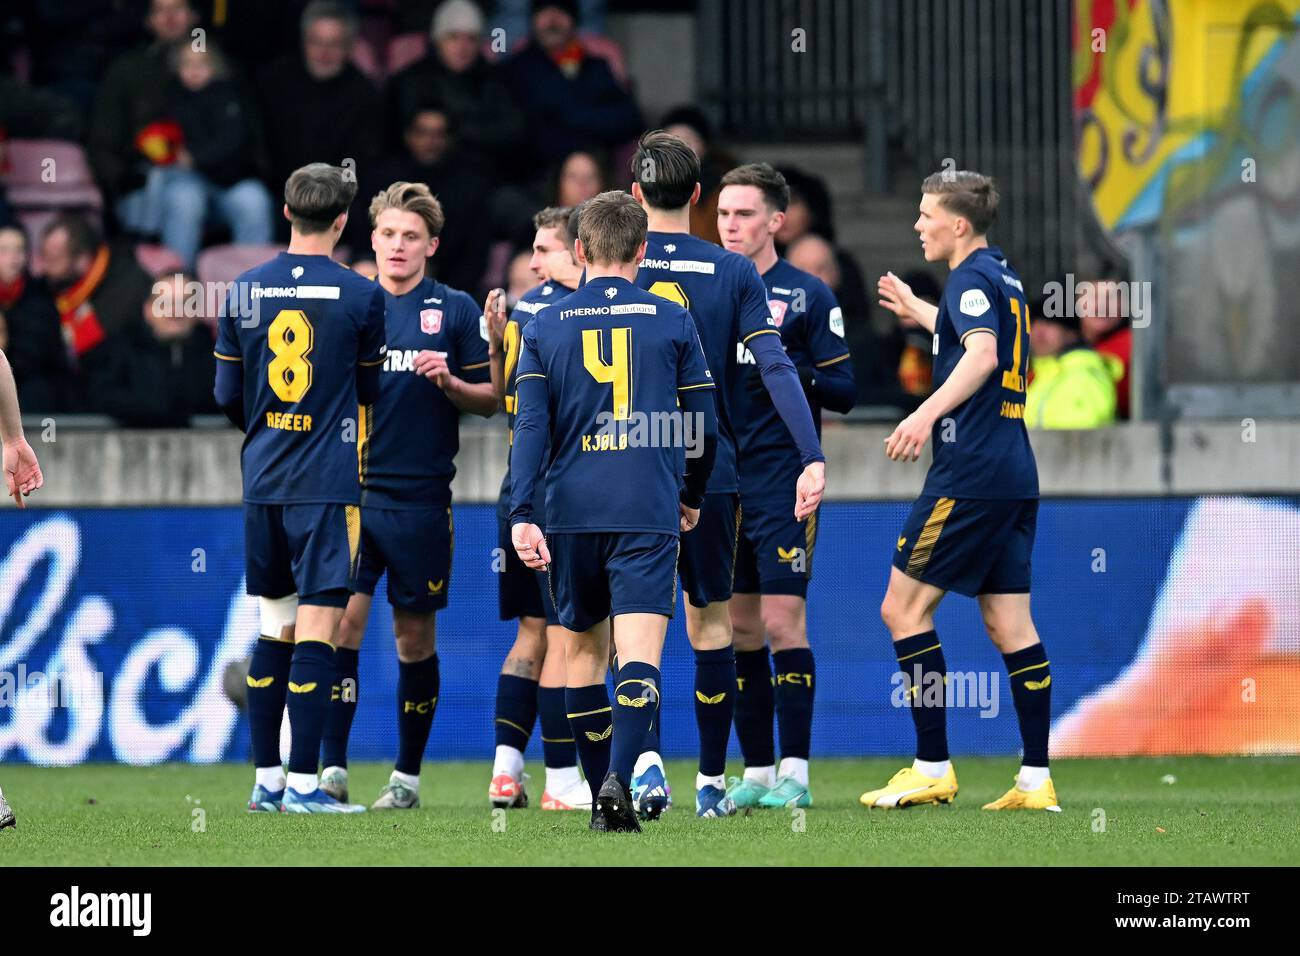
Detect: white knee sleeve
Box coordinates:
(259, 594, 299, 638)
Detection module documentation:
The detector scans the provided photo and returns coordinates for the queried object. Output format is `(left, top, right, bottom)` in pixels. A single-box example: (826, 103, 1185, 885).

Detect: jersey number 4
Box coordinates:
(583, 327, 632, 420)
(267, 309, 315, 402)
(1001, 297, 1030, 394)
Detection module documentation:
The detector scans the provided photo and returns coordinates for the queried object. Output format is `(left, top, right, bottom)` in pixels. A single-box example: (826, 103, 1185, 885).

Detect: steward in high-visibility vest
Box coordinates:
(1025, 343, 1118, 429)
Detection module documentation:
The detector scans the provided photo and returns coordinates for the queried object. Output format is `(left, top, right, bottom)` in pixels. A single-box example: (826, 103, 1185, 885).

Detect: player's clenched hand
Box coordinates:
(511, 521, 551, 570)
(413, 349, 453, 388)
(3, 437, 43, 509)
(679, 502, 700, 532)
(794, 461, 825, 520)
(483, 288, 507, 350)
(884, 412, 932, 462)
(877, 271, 919, 325)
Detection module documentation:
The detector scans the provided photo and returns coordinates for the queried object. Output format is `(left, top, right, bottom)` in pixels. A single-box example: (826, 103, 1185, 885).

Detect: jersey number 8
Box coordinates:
(267, 309, 314, 403)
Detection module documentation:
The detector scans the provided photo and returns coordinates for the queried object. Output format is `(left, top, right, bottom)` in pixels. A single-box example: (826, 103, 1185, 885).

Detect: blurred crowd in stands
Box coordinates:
(0, 0, 1129, 427)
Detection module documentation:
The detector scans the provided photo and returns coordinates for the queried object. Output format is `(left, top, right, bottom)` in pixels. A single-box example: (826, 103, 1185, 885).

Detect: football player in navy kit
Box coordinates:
(860, 171, 1058, 812)
(716, 164, 856, 810)
(509, 190, 720, 832)
(484, 206, 591, 811)
(318, 181, 496, 810)
(215, 163, 386, 813)
(628, 132, 826, 819)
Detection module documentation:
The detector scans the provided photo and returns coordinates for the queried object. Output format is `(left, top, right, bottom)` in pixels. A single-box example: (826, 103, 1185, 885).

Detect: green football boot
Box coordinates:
(725, 775, 772, 809)
(757, 774, 812, 809)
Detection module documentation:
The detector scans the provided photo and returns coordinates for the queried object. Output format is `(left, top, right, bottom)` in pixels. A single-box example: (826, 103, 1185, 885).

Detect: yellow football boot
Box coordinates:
(982, 776, 1062, 811)
(859, 765, 958, 808)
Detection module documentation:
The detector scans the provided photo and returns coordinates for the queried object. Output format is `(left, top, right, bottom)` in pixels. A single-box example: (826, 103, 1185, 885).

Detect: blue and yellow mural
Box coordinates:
(1075, 0, 1300, 385)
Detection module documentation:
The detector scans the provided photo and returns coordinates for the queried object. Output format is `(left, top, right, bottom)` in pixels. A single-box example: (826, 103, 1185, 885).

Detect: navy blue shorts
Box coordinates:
(733, 496, 819, 598)
(497, 511, 559, 624)
(244, 503, 359, 607)
(546, 532, 679, 632)
(893, 496, 1038, 597)
(680, 492, 741, 608)
(352, 505, 453, 613)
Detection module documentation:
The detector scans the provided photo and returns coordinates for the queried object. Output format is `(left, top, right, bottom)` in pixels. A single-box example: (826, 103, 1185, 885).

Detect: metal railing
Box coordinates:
(697, 0, 1077, 285)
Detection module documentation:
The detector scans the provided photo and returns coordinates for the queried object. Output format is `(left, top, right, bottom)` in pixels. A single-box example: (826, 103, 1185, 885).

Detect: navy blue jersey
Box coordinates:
(497, 280, 575, 516)
(922, 246, 1039, 499)
(503, 281, 574, 436)
(635, 231, 784, 494)
(359, 276, 490, 508)
(732, 259, 854, 498)
(216, 252, 386, 504)
(512, 276, 713, 535)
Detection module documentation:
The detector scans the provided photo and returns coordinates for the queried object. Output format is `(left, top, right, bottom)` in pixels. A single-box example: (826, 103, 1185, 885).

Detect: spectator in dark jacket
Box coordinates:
(39, 213, 157, 363)
(83, 273, 217, 427)
(505, 0, 642, 170)
(347, 105, 492, 296)
(156, 41, 273, 269)
(87, 0, 201, 230)
(0, 225, 72, 413)
(388, 0, 527, 177)
(257, 0, 385, 241)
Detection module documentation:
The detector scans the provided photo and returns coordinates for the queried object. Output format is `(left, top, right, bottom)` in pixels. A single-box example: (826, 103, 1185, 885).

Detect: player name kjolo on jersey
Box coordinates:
(638, 257, 716, 273)
(558, 303, 658, 319)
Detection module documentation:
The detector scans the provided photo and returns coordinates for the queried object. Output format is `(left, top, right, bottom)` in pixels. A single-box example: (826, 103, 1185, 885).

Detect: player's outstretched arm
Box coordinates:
(747, 333, 825, 465)
(884, 330, 998, 461)
(878, 271, 939, 334)
(746, 332, 827, 519)
(0, 349, 43, 508)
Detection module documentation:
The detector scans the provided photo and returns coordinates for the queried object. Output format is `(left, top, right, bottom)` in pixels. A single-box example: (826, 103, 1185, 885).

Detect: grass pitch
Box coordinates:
(1, 757, 1296, 866)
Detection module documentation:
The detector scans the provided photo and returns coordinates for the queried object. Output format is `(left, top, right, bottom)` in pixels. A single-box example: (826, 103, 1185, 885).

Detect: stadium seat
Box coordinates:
(197, 243, 286, 285)
(386, 32, 427, 75)
(2, 139, 103, 210)
(135, 244, 185, 278)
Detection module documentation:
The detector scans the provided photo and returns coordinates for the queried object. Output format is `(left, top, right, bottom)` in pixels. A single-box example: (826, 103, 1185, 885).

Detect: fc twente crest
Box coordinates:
(768, 299, 788, 327)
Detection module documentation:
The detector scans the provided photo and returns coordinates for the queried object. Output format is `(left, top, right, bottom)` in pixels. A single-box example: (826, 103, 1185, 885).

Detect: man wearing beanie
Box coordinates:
(388, 0, 527, 177)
